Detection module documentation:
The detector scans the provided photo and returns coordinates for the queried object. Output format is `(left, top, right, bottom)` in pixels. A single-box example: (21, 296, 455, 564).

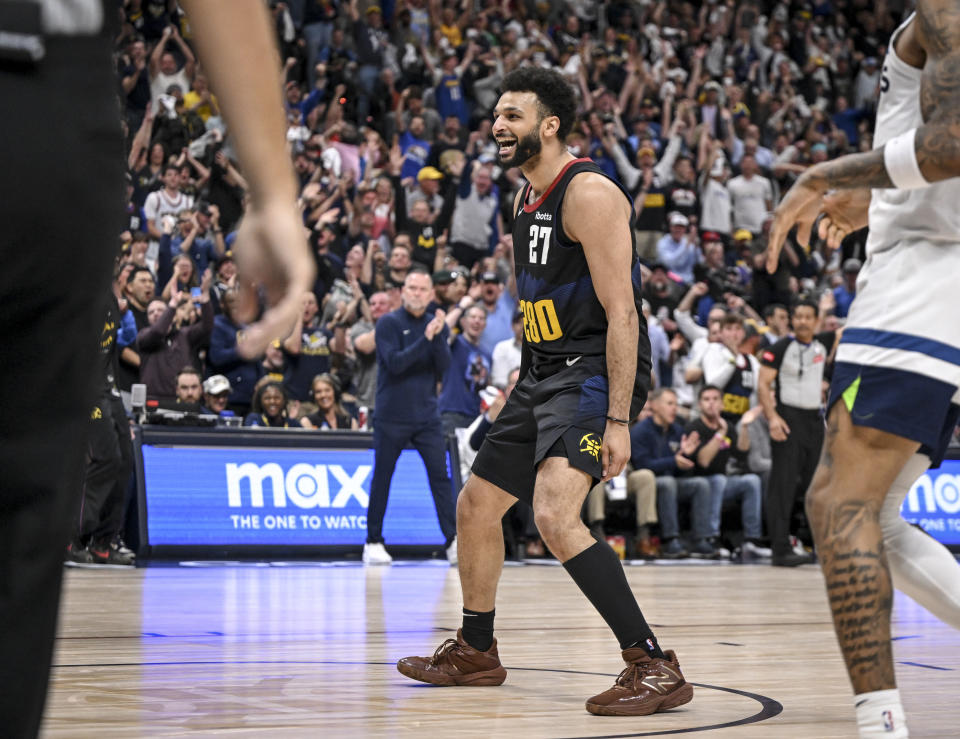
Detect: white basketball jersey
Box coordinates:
(866, 13, 960, 254)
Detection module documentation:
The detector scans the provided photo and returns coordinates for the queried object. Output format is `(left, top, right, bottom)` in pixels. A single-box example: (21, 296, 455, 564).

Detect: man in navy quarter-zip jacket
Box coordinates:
(363, 270, 458, 565)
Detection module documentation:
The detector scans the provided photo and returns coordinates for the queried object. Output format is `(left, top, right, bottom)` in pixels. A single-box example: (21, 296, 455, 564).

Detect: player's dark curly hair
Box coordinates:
(501, 66, 577, 140)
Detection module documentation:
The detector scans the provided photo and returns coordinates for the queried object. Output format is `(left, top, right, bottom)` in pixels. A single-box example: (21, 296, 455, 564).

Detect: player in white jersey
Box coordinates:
(767, 7, 960, 739)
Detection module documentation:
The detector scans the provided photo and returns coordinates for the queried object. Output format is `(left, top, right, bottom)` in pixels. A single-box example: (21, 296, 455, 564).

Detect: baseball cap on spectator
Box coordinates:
(864, 56, 878, 67)
(433, 270, 455, 285)
(703, 80, 722, 93)
(733, 229, 753, 242)
(731, 102, 751, 118)
(701, 231, 723, 243)
(843, 258, 863, 273)
(366, 5, 382, 14)
(669, 213, 689, 228)
(481, 271, 501, 283)
(203, 375, 232, 395)
(638, 145, 655, 158)
(812, 142, 829, 155)
(417, 166, 444, 182)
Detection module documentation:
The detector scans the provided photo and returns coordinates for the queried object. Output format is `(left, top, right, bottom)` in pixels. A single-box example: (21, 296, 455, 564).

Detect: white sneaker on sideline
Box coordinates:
(363, 542, 393, 565)
(742, 541, 772, 559)
(446, 537, 458, 565)
(790, 536, 807, 556)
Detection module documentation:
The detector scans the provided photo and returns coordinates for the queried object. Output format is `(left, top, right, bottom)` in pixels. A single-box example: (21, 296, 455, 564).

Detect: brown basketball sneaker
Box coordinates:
(397, 629, 507, 686)
(585, 648, 693, 716)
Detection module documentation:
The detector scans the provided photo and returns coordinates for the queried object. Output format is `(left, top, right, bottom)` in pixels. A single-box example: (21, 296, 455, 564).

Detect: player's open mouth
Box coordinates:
(497, 139, 517, 157)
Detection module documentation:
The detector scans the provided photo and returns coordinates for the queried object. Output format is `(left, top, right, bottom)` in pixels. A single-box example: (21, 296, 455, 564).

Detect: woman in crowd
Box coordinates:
(162, 253, 199, 301)
(300, 373, 358, 430)
(243, 381, 298, 428)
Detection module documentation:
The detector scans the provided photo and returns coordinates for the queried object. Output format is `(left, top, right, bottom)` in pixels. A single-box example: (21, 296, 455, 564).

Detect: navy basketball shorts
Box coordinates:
(829, 361, 960, 467)
(471, 355, 647, 506)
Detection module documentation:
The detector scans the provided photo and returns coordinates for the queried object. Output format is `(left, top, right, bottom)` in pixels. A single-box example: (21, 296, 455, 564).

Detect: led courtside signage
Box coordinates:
(901, 459, 960, 547)
(141, 445, 450, 546)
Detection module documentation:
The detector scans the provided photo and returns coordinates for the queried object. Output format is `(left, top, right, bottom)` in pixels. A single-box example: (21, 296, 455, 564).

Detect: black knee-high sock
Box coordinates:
(563, 540, 665, 658)
(462, 607, 495, 652)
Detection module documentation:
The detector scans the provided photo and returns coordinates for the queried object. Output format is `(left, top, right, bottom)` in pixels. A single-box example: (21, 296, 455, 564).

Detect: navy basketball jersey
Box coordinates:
(512, 158, 652, 382)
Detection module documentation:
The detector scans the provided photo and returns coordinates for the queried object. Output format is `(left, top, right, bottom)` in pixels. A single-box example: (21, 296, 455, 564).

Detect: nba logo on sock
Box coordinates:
(646, 638, 655, 651)
(882, 710, 894, 731)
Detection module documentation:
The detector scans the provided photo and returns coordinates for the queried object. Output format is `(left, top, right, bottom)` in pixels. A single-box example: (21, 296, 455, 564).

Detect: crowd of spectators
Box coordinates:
(110, 0, 907, 561)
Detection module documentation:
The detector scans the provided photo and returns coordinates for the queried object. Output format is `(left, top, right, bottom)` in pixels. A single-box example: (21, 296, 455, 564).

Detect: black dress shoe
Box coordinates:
(772, 551, 813, 567)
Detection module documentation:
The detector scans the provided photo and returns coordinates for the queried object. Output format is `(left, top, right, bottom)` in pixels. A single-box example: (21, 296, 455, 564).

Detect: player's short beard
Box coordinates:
(500, 128, 542, 168)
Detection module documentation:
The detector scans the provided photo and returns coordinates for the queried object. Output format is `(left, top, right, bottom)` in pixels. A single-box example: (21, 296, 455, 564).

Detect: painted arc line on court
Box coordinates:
(505, 667, 782, 737)
(50, 659, 783, 736)
(898, 661, 954, 671)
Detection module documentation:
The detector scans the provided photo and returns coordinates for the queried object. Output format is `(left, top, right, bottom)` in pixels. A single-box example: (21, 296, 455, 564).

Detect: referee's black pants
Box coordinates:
(0, 33, 124, 739)
(767, 406, 824, 556)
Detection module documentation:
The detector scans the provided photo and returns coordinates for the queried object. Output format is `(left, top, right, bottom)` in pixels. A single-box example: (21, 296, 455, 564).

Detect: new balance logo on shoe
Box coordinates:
(585, 648, 693, 716)
(640, 664, 681, 694)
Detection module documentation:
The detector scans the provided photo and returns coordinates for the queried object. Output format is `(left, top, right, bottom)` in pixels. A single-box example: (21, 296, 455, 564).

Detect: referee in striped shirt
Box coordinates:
(757, 299, 837, 567)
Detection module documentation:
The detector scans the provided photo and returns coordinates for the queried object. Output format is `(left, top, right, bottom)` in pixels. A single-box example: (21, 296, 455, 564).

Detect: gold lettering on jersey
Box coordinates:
(520, 298, 563, 343)
(722, 393, 750, 416)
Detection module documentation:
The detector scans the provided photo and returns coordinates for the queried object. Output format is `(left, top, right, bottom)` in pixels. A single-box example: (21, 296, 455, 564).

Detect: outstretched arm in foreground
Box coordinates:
(181, 0, 315, 357)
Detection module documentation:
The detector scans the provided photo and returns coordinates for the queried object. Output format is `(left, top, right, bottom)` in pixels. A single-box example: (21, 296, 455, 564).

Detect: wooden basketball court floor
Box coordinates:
(44, 559, 959, 738)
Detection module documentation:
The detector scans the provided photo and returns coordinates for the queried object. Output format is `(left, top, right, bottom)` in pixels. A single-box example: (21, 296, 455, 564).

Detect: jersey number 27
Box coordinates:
(528, 225, 552, 265)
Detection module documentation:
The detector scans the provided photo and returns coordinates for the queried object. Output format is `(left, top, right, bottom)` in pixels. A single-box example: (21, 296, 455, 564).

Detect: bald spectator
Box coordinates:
(137, 271, 214, 400)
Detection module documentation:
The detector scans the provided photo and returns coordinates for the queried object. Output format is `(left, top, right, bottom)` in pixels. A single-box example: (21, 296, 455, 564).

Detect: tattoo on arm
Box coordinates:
(914, 0, 960, 181)
(804, 150, 894, 191)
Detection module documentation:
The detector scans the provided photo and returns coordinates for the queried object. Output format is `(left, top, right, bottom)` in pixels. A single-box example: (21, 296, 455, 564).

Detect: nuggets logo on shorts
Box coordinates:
(579, 433, 602, 461)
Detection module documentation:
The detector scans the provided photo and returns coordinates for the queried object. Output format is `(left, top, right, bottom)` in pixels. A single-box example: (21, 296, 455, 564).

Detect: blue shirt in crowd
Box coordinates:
(208, 315, 261, 405)
(439, 336, 491, 417)
(630, 416, 686, 475)
(833, 284, 856, 318)
(656, 235, 699, 284)
(374, 307, 452, 423)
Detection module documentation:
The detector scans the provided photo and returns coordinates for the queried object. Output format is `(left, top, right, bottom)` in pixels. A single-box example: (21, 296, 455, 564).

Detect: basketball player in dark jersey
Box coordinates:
(398, 67, 693, 716)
